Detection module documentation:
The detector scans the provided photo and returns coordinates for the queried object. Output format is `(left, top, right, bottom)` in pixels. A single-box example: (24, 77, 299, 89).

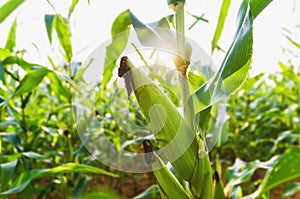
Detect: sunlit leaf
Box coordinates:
(189, 1, 253, 113)
(44, 14, 73, 61)
(102, 9, 175, 89)
(130, 12, 173, 47)
(1, 163, 118, 195)
(212, 0, 231, 53)
(190, 0, 273, 113)
(69, 0, 79, 18)
(13, 68, 50, 97)
(5, 19, 17, 52)
(54, 15, 73, 62)
(2, 56, 37, 71)
(0, 0, 25, 23)
(249, 0, 273, 19)
(188, 71, 206, 93)
(101, 10, 131, 89)
(47, 72, 72, 101)
(0, 48, 10, 60)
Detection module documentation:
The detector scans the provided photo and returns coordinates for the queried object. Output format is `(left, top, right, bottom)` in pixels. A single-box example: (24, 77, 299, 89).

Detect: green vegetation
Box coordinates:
(0, 0, 299, 198)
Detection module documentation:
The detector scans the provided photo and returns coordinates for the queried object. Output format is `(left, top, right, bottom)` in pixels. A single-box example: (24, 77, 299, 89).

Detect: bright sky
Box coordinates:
(0, 0, 299, 76)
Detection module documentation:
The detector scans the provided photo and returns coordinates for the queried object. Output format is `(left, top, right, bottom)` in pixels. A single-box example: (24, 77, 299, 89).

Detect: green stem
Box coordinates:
(175, 3, 213, 199)
(175, 3, 194, 132)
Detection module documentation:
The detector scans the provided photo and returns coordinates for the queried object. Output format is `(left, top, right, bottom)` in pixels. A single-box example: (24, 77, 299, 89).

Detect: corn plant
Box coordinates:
(100, 0, 278, 198)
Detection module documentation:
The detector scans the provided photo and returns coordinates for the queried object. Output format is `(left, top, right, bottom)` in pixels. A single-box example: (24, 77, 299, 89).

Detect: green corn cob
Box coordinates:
(118, 56, 197, 181)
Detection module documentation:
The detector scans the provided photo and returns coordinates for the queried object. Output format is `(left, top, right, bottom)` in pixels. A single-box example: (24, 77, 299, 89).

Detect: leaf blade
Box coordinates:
(211, 0, 231, 53)
(249, 0, 273, 18)
(68, 0, 79, 18)
(5, 19, 17, 52)
(1, 163, 118, 195)
(54, 15, 73, 62)
(0, 0, 25, 23)
(261, 148, 300, 192)
(44, 14, 55, 44)
(102, 9, 131, 89)
(13, 68, 50, 97)
(189, 1, 253, 113)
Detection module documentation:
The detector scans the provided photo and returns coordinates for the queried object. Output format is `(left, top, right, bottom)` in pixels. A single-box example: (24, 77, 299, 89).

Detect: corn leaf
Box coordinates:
(211, 0, 231, 53)
(44, 14, 73, 61)
(2, 56, 37, 71)
(102, 9, 174, 90)
(1, 163, 118, 195)
(189, 0, 253, 113)
(249, 0, 273, 19)
(133, 185, 161, 199)
(101, 10, 131, 89)
(47, 72, 72, 101)
(68, 0, 79, 18)
(44, 14, 55, 44)
(260, 148, 300, 193)
(152, 153, 193, 199)
(0, 48, 10, 60)
(241, 148, 300, 198)
(0, 160, 18, 191)
(54, 15, 73, 62)
(0, 0, 25, 23)
(190, 151, 212, 199)
(13, 68, 50, 97)
(5, 19, 17, 52)
(190, 0, 273, 113)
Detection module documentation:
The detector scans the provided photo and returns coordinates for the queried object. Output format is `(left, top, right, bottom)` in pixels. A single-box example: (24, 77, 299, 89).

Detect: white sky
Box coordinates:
(0, 0, 299, 76)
